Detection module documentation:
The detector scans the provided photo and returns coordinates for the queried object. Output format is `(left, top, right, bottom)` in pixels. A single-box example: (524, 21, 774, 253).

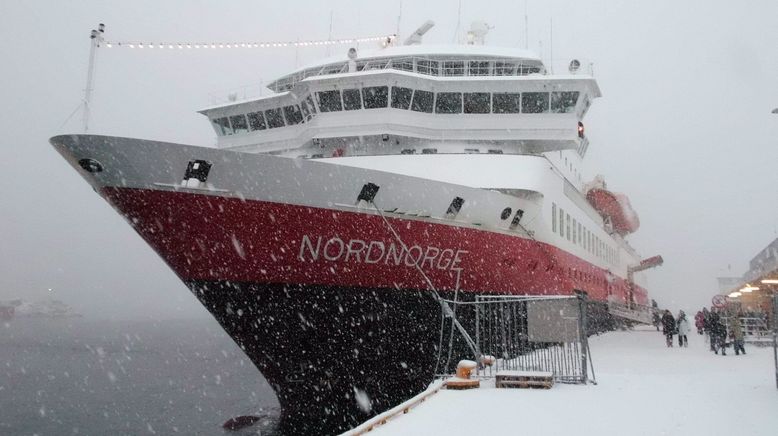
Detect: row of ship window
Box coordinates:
(552, 203, 619, 266)
(316, 87, 579, 114)
(212, 87, 580, 136)
(271, 58, 544, 91)
(212, 95, 318, 136)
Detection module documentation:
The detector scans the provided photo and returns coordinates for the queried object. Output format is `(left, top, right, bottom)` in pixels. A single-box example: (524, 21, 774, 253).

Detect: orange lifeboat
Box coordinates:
(584, 177, 640, 235)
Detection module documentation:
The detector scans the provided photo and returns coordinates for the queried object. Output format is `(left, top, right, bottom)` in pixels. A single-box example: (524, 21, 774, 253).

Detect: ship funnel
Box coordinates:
(404, 20, 435, 45)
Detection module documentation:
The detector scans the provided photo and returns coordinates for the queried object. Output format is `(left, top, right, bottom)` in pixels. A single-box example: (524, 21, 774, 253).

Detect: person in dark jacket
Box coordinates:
(710, 311, 727, 355)
(661, 310, 676, 348)
(694, 310, 704, 335)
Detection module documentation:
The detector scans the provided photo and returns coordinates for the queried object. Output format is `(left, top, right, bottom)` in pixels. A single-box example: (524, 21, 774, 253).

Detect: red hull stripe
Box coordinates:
(103, 188, 647, 304)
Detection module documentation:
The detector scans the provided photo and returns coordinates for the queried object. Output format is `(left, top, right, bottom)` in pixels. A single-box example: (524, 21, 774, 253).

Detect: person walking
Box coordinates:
(676, 310, 690, 347)
(661, 310, 676, 348)
(730, 310, 746, 356)
(710, 311, 727, 355)
(703, 307, 714, 351)
(694, 310, 704, 335)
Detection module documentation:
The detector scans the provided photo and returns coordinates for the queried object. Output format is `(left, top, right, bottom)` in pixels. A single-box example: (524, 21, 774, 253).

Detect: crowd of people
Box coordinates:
(652, 307, 748, 355)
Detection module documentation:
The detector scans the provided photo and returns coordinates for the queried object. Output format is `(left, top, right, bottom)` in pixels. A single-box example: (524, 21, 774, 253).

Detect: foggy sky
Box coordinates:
(1, 0, 777, 319)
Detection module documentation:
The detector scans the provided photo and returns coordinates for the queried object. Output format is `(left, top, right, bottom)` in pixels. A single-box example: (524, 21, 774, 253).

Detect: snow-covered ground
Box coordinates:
(370, 326, 777, 436)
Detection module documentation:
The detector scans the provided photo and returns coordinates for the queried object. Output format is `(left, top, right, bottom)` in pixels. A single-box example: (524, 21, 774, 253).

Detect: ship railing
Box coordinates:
(268, 56, 559, 92)
(721, 316, 773, 344)
(607, 298, 653, 325)
(439, 294, 594, 385)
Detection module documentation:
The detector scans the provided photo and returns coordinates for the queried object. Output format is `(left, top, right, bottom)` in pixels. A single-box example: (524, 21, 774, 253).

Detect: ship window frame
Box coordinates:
(362, 86, 389, 109)
(410, 89, 434, 113)
(442, 60, 465, 76)
(416, 59, 439, 76)
(494, 61, 516, 76)
(391, 57, 414, 72)
(305, 95, 318, 115)
(463, 92, 491, 114)
(435, 92, 463, 114)
(578, 222, 582, 244)
(283, 104, 304, 125)
(247, 111, 267, 131)
(264, 107, 285, 129)
(229, 114, 249, 134)
(566, 213, 571, 241)
(316, 90, 343, 112)
(342, 88, 363, 111)
(551, 91, 580, 113)
(213, 117, 232, 136)
(493, 93, 522, 114)
(468, 60, 490, 76)
(552, 203, 557, 233)
(390, 86, 414, 110)
(558, 207, 565, 236)
(522, 92, 550, 114)
(572, 218, 577, 243)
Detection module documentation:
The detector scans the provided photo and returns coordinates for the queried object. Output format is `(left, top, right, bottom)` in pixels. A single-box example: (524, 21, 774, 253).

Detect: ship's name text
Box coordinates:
(298, 235, 468, 271)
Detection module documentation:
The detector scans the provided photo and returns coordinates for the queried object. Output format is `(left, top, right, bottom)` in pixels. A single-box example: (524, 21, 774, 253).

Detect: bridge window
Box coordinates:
(411, 90, 434, 113)
(391, 86, 413, 110)
(493, 93, 522, 114)
(494, 62, 515, 76)
(283, 105, 304, 125)
(464, 92, 490, 114)
(213, 117, 231, 135)
(551, 91, 580, 113)
(342, 89, 362, 110)
(247, 112, 266, 131)
(522, 92, 550, 113)
(317, 90, 342, 112)
(362, 86, 389, 109)
(442, 61, 464, 76)
(229, 114, 248, 134)
(435, 92, 462, 114)
(469, 61, 490, 76)
(392, 58, 414, 72)
(264, 108, 285, 128)
(305, 95, 317, 114)
(416, 59, 439, 75)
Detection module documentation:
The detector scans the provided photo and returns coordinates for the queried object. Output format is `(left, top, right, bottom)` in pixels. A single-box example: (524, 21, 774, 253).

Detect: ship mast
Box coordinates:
(83, 23, 105, 133)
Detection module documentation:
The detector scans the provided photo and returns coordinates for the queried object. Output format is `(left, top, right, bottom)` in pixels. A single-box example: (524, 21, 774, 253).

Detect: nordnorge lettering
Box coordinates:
(298, 235, 468, 272)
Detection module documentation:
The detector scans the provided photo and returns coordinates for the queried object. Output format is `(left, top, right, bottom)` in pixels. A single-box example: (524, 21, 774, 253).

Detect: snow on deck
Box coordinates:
(369, 326, 777, 436)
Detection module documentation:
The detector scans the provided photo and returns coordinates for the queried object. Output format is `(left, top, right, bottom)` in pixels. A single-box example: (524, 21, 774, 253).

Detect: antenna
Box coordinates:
(524, 1, 529, 49)
(396, 0, 403, 42)
(549, 17, 553, 74)
(326, 10, 334, 56)
(83, 23, 105, 133)
(453, 0, 463, 43)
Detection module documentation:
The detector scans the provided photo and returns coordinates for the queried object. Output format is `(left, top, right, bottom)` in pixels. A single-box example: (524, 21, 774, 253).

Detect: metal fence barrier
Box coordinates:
(443, 295, 592, 384)
(721, 316, 773, 344)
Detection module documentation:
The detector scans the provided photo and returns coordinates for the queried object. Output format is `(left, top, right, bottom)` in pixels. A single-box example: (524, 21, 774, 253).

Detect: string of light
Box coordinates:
(102, 34, 395, 49)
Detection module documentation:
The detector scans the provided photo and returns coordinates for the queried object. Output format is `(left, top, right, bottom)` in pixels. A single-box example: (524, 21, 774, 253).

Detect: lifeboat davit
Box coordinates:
(584, 176, 640, 235)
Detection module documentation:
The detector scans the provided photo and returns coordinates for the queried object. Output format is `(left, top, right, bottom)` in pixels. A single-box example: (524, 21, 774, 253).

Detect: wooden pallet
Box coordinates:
(445, 377, 480, 390)
(495, 371, 554, 389)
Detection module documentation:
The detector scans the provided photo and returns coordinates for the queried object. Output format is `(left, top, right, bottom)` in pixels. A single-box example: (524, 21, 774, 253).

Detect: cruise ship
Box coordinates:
(52, 21, 657, 434)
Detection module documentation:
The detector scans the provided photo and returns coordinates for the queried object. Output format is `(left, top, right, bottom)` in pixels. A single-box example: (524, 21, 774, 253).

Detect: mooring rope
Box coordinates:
(370, 201, 482, 366)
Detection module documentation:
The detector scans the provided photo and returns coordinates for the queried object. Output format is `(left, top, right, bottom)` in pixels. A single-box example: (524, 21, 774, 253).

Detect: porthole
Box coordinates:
(500, 207, 512, 220)
(78, 158, 103, 173)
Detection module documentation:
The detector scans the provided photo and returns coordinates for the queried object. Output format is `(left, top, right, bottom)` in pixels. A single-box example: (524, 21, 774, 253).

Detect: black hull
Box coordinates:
(188, 281, 471, 435)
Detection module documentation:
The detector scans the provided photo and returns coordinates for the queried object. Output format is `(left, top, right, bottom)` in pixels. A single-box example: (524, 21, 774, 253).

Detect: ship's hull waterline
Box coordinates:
(52, 134, 636, 433)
